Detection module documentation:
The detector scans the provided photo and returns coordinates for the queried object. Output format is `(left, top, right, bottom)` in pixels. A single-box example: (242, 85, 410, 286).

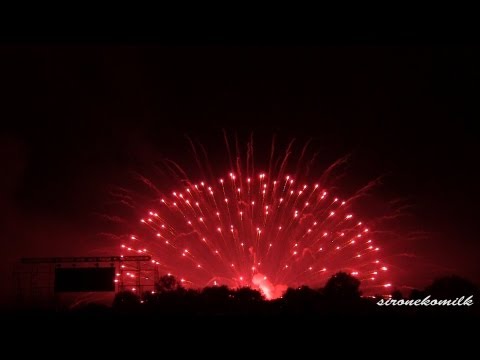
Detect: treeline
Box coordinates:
(109, 272, 479, 316)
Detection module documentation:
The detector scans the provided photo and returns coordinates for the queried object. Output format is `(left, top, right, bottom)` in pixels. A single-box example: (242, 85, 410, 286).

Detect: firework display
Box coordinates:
(121, 165, 391, 299)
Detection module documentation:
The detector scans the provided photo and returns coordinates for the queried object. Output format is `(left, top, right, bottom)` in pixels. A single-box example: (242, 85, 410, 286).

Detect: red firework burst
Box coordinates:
(121, 168, 391, 299)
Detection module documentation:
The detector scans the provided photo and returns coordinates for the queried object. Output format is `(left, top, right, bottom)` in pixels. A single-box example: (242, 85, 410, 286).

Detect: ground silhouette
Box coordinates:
(107, 272, 479, 317)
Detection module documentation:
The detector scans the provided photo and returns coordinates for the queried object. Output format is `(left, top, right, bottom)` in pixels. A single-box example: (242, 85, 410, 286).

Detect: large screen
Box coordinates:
(54, 267, 115, 292)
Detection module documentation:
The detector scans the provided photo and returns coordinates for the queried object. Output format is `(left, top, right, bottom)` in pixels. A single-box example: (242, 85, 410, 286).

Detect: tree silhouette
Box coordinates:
(283, 286, 323, 313)
(391, 289, 403, 300)
(233, 287, 263, 303)
(198, 285, 233, 313)
(409, 288, 424, 300)
(155, 274, 183, 293)
(112, 290, 140, 311)
(323, 272, 361, 301)
(425, 275, 478, 299)
(201, 285, 231, 302)
(230, 287, 264, 313)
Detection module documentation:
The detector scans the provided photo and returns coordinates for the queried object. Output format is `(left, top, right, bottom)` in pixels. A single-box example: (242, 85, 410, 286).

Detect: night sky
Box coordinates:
(1, 45, 479, 301)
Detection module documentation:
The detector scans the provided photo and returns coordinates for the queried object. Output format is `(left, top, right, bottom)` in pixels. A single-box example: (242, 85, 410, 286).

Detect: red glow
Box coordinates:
(126, 170, 392, 297)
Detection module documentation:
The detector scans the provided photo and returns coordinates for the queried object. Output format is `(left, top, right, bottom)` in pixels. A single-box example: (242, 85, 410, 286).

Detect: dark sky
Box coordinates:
(1, 45, 479, 299)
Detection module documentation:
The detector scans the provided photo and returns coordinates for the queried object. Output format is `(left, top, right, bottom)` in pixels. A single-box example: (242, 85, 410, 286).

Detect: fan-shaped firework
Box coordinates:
(119, 152, 392, 299)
